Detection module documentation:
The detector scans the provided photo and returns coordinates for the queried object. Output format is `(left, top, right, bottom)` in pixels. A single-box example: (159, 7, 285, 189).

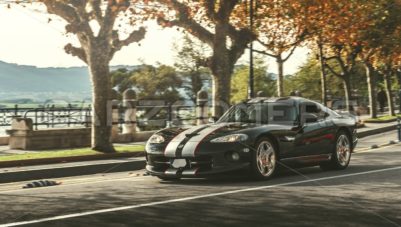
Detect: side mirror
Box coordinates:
(301, 113, 318, 124)
(209, 117, 218, 123)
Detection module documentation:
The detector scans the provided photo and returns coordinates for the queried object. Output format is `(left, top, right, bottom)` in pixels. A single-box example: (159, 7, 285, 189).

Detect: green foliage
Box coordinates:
(284, 57, 323, 100)
(111, 68, 133, 94)
(230, 58, 276, 103)
(285, 55, 368, 103)
(110, 65, 184, 103)
(174, 35, 211, 103)
(131, 65, 183, 103)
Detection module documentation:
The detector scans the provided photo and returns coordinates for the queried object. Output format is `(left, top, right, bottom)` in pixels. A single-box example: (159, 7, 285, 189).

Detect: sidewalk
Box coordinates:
(0, 120, 399, 184)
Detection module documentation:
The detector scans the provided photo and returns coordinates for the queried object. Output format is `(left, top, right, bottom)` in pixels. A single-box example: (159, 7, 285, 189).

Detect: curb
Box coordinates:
(0, 151, 145, 168)
(0, 158, 146, 184)
(354, 140, 399, 153)
(356, 124, 397, 138)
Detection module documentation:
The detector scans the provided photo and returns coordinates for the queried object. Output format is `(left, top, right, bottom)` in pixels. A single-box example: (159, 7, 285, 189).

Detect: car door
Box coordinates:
(293, 101, 336, 157)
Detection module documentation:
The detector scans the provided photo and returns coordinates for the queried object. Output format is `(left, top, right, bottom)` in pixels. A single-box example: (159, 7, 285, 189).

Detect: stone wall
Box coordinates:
(6, 118, 156, 150)
(8, 127, 91, 150)
(0, 137, 9, 146)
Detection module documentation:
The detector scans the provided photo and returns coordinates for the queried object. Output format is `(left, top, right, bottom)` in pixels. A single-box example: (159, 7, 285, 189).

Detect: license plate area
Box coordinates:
(171, 159, 187, 168)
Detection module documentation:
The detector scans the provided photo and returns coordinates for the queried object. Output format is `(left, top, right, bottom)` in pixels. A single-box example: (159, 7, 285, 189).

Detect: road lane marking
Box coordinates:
(2, 165, 401, 227)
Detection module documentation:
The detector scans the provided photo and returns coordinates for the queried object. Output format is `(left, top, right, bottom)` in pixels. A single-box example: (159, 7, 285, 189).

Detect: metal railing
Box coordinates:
(0, 105, 32, 127)
(0, 103, 201, 132)
(23, 107, 92, 130)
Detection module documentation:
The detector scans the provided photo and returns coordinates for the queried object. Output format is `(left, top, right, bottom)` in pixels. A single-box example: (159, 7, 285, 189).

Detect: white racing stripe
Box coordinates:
(2, 166, 401, 227)
(164, 125, 206, 157)
(181, 123, 230, 157)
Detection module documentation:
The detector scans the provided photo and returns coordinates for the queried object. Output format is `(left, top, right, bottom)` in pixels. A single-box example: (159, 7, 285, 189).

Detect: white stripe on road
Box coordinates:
(2, 165, 401, 227)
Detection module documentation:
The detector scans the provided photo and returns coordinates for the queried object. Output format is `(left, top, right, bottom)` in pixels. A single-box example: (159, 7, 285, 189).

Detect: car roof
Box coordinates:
(246, 96, 307, 104)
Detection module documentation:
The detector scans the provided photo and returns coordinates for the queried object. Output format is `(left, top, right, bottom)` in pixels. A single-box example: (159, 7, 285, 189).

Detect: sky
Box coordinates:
(0, 4, 308, 75)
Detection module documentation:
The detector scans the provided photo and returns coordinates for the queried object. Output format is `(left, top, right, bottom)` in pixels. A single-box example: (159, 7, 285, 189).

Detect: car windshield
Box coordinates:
(218, 101, 298, 125)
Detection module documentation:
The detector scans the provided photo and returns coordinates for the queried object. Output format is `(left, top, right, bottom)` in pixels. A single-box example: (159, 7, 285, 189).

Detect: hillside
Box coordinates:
(0, 61, 139, 93)
(0, 60, 91, 92)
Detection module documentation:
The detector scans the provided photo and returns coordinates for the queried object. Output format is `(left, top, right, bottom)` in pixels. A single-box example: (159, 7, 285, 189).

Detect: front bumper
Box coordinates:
(146, 142, 252, 177)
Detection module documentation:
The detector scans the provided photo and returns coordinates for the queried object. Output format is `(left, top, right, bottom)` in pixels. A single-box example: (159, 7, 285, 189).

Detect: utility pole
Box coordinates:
(318, 42, 327, 106)
(248, 0, 255, 99)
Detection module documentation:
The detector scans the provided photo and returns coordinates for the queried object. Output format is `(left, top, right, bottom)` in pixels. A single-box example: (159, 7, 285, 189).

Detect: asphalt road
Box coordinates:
(0, 133, 401, 227)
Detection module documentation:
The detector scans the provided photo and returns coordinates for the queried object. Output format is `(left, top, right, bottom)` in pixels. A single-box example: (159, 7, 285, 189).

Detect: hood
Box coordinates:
(157, 122, 253, 142)
(159, 122, 252, 158)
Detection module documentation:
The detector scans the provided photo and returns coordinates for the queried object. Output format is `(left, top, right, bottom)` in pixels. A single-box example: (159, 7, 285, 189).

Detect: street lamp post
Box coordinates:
(248, 0, 255, 99)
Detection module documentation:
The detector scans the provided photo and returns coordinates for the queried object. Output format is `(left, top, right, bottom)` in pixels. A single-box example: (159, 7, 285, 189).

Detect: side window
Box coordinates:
(317, 104, 330, 119)
(302, 102, 328, 121)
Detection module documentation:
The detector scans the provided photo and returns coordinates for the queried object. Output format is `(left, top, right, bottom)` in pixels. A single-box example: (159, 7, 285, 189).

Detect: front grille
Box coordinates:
(188, 156, 213, 170)
(149, 155, 213, 171)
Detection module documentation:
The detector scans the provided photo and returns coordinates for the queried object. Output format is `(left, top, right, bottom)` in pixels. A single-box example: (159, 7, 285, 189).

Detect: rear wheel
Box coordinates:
(320, 131, 351, 171)
(250, 137, 277, 180)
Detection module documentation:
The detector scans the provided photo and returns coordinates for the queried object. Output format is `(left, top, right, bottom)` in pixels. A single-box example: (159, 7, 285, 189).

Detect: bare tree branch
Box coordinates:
(202, 0, 216, 21)
(282, 45, 297, 62)
(216, 0, 239, 21)
(64, 43, 87, 63)
(324, 62, 342, 78)
(41, 0, 80, 24)
(157, 17, 214, 47)
(41, 0, 93, 38)
(226, 24, 255, 63)
(253, 49, 278, 58)
(111, 27, 146, 56)
(88, 0, 103, 23)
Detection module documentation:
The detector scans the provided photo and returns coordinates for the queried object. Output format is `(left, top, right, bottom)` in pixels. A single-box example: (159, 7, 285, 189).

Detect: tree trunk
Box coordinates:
(88, 58, 115, 153)
(211, 71, 231, 118)
(210, 23, 233, 118)
(384, 72, 395, 116)
(343, 76, 352, 112)
(276, 55, 284, 97)
(318, 43, 327, 105)
(190, 71, 203, 104)
(397, 70, 401, 113)
(365, 63, 377, 118)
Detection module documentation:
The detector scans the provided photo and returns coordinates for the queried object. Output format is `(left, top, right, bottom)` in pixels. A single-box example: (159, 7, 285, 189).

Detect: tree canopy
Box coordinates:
(231, 57, 275, 103)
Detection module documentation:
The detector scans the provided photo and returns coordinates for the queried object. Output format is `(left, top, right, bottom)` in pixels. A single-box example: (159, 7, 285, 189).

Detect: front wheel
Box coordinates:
(320, 131, 351, 171)
(250, 138, 278, 180)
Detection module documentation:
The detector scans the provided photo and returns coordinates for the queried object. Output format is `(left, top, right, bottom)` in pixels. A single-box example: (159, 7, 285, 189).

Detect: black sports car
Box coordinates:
(145, 97, 358, 180)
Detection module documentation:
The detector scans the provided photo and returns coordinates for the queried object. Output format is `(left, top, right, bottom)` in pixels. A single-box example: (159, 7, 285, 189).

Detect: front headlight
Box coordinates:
(210, 134, 248, 143)
(148, 134, 165, 144)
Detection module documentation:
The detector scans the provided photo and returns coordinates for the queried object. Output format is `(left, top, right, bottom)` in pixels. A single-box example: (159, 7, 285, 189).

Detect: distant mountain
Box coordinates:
(0, 60, 139, 93)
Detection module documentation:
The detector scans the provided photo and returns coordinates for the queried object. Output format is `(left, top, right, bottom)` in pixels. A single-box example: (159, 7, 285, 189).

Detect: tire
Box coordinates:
(157, 176, 181, 181)
(250, 137, 278, 180)
(320, 131, 352, 171)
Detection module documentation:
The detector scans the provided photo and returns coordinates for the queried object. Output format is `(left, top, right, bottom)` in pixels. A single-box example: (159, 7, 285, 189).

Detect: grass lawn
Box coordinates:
(364, 114, 401, 122)
(0, 145, 145, 162)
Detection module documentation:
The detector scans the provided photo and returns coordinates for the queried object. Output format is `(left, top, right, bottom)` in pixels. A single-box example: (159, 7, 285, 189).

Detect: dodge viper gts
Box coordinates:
(145, 97, 358, 180)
